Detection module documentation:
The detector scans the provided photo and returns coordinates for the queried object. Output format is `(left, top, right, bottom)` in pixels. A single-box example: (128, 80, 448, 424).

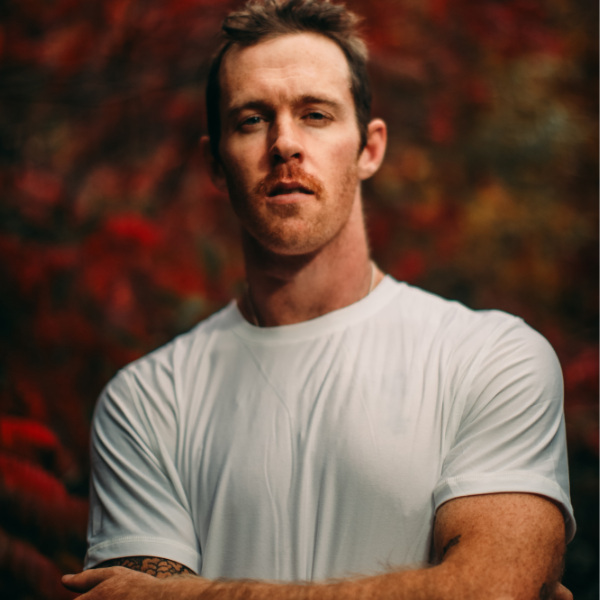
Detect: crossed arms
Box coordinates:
(63, 492, 571, 600)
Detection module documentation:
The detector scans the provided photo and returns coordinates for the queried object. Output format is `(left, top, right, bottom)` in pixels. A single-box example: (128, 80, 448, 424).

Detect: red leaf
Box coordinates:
(367, 215, 392, 252)
(14, 377, 48, 421)
(0, 454, 67, 500)
(16, 169, 63, 205)
(0, 454, 88, 541)
(0, 527, 78, 600)
(564, 347, 599, 393)
(0, 418, 59, 452)
(105, 0, 134, 27)
(41, 23, 94, 73)
(153, 263, 205, 295)
(391, 250, 426, 284)
(429, 102, 455, 144)
(104, 214, 163, 247)
(0, 416, 79, 481)
(429, 0, 449, 22)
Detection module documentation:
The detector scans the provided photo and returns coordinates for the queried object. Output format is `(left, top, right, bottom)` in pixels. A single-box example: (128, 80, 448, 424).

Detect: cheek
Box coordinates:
(220, 150, 257, 192)
(320, 138, 360, 187)
(319, 127, 360, 161)
(220, 135, 262, 177)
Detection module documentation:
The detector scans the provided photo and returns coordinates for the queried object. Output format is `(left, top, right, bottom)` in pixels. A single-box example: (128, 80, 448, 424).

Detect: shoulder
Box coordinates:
(95, 302, 238, 428)
(129, 300, 237, 374)
(111, 301, 237, 389)
(382, 279, 496, 336)
(384, 279, 536, 352)
(385, 280, 561, 391)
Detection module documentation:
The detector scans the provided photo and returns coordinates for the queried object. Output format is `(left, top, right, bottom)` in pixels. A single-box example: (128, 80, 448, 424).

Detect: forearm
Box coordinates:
(65, 554, 566, 600)
(182, 565, 456, 600)
(182, 560, 564, 600)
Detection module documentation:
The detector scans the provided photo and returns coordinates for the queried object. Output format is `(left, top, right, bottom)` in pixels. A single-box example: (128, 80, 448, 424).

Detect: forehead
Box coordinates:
(219, 32, 353, 108)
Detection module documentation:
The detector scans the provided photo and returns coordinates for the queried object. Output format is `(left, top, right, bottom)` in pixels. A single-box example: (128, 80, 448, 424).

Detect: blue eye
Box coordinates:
(303, 112, 330, 125)
(242, 116, 262, 126)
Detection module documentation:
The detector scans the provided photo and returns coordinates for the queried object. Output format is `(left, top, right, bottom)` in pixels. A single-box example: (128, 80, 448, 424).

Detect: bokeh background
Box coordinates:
(0, 0, 597, 598)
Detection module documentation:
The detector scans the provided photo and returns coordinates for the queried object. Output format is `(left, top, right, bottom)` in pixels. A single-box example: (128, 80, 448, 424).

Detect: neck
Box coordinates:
(240, 196, 384, 327)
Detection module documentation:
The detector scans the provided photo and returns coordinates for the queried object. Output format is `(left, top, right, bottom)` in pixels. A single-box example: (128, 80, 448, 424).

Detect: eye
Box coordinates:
(302, 111, 331, 126)
(238, 115, 265, 130)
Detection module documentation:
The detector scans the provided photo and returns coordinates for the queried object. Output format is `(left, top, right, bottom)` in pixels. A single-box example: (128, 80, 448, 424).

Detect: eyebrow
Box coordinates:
(226, 95, 345, 120)
(295, 95, 344, 111)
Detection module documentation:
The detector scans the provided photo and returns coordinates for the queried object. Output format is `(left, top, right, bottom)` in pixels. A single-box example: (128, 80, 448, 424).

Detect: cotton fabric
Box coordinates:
(85, 276, 575, 580)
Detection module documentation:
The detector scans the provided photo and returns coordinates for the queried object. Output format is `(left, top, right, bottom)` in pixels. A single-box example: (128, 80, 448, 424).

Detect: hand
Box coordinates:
(62, 567, 206, 599)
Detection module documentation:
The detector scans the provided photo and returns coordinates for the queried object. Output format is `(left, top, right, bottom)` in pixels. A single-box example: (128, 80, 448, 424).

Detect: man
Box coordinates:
(63, 1, 575, 598)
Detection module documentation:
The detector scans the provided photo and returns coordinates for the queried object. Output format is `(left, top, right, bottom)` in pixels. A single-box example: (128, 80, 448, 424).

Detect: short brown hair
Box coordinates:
(206, 0, 371, 160)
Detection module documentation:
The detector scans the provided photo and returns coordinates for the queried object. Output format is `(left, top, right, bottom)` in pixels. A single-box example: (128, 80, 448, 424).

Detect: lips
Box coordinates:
(267, 181, 315, 197)
(252, 164, 325, 201)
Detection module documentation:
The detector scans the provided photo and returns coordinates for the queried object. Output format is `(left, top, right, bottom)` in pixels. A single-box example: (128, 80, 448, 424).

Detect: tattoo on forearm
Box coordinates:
(96, 556, 196, 578)
(442, 535, 461, 557)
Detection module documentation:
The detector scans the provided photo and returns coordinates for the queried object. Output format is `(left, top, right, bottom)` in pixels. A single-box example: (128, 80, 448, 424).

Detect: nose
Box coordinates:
(269, 117, 303, 165)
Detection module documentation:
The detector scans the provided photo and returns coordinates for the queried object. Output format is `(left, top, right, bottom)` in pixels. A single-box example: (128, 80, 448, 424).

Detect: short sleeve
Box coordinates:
(433, 317, 576, 542)
(84, 367, 202, 571)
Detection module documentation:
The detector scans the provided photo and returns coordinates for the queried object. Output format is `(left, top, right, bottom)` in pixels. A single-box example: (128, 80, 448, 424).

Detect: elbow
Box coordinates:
(486, 581, 569, 600)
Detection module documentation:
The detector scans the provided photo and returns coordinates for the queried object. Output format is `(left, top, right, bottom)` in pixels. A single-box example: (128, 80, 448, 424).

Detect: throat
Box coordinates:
(240, 196, 377, 326)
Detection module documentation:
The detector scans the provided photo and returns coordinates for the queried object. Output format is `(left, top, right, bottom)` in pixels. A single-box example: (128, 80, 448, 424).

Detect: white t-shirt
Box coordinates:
(85, 276, 575, 581)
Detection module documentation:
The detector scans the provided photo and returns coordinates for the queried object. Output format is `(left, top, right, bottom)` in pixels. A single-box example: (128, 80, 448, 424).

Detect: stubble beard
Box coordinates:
(226, 162, 359, 256)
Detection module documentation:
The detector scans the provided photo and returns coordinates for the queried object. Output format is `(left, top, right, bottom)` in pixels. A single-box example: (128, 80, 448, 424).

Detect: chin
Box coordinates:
(246, 218, 339, 256)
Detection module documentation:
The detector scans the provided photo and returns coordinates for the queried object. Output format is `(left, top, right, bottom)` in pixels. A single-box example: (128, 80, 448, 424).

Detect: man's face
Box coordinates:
(216, 33, 363, 255)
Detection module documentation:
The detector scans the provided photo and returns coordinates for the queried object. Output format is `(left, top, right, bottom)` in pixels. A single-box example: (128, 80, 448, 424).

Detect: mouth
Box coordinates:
(267, 181, 315, 198)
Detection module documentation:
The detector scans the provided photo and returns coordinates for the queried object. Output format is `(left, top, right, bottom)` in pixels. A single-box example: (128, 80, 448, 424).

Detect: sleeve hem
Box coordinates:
(84, 537, 202, 574)
(433, 472, 576, 543)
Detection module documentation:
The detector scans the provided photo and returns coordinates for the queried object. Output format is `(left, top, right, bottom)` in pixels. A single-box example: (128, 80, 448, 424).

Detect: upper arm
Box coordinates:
(433, 492, 565, 599)
(435, 318, 575, 542)
(85, 369, 202, 572)
(94, 556, 196, 578)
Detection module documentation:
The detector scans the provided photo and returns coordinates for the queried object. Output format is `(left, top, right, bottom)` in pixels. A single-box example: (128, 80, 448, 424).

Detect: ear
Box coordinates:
(357, 119, 387, 181)
(200, 135, 228, 193)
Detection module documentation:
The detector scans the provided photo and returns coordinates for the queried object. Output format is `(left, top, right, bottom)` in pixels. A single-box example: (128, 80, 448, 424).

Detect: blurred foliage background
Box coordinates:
(0, 0, 597, 598)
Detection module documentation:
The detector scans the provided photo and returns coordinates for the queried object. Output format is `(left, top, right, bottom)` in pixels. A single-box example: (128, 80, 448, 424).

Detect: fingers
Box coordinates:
(62, 567, 124, 592)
